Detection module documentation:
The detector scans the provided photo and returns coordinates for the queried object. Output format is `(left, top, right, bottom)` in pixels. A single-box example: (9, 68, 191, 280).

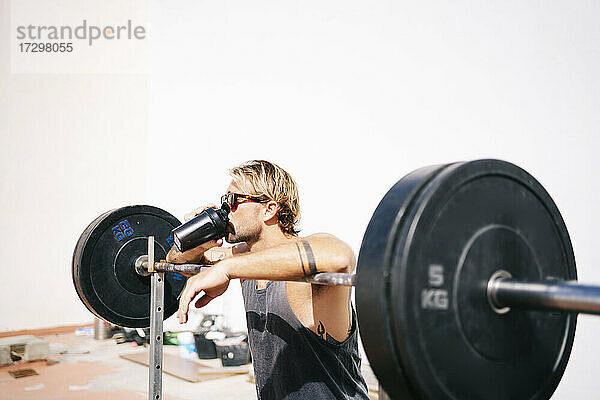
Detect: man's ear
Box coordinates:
(263, 200, 279, 222)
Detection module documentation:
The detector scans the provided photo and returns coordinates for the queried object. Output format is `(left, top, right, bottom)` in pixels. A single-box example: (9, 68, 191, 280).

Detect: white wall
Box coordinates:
(1, 0, 599, 397)
(0, 0, 149, 331)
(147, 1, 600, 398)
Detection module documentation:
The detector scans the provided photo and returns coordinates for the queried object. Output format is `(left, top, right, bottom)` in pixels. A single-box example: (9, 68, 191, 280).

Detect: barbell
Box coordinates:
(72, 159, 598, 400)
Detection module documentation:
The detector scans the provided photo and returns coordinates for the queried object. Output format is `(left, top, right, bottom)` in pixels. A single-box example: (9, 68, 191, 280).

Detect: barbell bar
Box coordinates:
(135, 256, 357, 286)
(136, 255, 600, 320)
(137, 258, 600, 315)
(72, 159, 596, 399)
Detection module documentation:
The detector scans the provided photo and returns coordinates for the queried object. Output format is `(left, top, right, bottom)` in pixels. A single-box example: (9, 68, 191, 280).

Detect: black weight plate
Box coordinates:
(356, 163, 447, 399)
(357, 160, 577, 400)
(73, 205, 186, 328)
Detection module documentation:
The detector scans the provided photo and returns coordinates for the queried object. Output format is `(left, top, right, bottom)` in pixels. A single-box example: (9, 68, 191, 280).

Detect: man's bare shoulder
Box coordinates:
(299, 233, 356, 274)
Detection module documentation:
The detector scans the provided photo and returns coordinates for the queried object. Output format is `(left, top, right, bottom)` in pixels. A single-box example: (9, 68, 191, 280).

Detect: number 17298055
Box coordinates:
(19, 42, 73, 52)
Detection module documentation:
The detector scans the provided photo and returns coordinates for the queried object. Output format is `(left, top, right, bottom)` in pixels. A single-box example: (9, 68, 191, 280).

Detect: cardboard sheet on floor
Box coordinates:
(120, 351, 248, 382)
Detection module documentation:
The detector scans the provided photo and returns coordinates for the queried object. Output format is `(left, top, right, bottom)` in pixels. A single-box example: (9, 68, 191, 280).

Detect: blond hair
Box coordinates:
(229, 160, 300, 235)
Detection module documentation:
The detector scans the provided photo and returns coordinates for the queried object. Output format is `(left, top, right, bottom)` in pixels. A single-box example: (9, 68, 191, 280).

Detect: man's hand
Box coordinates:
(177, 262, 231, 323)
(166, 204, 223, 266)
(166, 239, 223, 267)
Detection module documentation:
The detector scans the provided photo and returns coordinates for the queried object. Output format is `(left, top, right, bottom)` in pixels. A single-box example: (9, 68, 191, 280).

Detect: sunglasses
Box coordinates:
(220, 192, 268, 212)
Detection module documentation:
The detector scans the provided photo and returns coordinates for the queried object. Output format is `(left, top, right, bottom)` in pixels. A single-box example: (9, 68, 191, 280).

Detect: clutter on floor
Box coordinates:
(0, 335, 49, 365)
(0, 325, 258, 400)
(0, 314, 380, 399)
(120, 351, 248, 383)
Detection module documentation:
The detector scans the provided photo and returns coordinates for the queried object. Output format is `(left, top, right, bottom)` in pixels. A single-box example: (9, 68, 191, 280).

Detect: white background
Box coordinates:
(1, 0, 599, 398)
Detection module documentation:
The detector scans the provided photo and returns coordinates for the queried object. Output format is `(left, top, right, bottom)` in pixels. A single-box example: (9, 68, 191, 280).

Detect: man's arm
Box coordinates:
(224, 233, 355, 281)
(177, 233, 355, 323)
(205, 242, 250, 263)
(166, 242, 249, 277)
(166, 238, 222, 265)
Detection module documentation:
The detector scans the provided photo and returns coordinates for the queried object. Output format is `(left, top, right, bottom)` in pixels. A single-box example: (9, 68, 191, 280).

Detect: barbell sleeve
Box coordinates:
(488, 278, 600, 315)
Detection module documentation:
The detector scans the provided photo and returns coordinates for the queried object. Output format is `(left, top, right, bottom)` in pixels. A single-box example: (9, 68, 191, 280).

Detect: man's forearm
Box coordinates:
(166, 239, 232, 264)
(221, 235, 354, 282)
(166, 245, 206, 264)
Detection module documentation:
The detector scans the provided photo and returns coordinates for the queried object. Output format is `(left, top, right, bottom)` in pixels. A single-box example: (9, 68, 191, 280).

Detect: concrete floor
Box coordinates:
(0, 332, 380, 400)
(0, 332, 257, 400)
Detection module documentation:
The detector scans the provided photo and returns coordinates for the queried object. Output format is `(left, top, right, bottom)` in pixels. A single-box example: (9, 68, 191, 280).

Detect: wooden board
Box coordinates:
(0, 324, 93, 338)
(120, 351, 249, 383)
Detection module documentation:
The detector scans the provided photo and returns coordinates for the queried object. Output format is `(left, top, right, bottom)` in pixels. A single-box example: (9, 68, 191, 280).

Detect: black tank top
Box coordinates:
(241, 280, 370, 400)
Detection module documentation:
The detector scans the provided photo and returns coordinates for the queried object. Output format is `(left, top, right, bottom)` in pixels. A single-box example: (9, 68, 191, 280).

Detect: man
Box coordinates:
(168, 160, 369, 400)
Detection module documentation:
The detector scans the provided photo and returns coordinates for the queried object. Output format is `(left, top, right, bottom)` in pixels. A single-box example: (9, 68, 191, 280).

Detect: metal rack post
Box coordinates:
(147, 236, 164, 400)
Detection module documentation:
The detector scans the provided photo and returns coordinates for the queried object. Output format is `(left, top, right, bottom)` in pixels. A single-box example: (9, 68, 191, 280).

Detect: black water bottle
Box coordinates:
(171, 203, 230, 252)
